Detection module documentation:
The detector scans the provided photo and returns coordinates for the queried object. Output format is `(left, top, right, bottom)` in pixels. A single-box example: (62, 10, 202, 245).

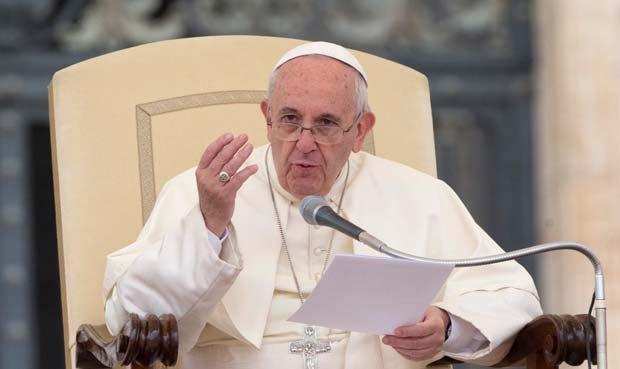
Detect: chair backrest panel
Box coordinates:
(49, 35, 435, 369)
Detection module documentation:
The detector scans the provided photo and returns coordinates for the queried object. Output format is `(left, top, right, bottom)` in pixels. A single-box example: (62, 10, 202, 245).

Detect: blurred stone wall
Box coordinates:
(0, 1, 533, 368)
(535, 0, 620, 367)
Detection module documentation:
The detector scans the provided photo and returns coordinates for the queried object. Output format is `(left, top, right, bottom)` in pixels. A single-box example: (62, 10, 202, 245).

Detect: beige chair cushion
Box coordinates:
(48, 35, 435, 369)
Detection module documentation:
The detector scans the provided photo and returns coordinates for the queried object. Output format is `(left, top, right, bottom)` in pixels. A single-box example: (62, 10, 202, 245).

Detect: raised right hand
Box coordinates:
(196, 133, 258, 236)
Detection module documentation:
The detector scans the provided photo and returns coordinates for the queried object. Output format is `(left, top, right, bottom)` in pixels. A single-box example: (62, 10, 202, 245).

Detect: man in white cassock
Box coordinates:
(103, 42, 542, 369)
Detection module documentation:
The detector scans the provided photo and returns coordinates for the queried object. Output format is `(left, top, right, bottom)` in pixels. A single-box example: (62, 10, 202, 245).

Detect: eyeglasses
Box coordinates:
(267, 114, 360, 145)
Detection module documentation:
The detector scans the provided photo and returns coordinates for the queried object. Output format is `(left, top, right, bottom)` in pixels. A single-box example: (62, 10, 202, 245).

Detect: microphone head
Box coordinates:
(300, 196, 329, 225)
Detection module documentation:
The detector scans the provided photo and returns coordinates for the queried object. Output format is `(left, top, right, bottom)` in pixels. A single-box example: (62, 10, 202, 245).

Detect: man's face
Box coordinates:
(260, 56, 375, 199)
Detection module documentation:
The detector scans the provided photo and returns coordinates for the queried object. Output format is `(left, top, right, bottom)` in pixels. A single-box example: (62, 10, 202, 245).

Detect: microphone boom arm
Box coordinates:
(300, 195, 607, 369)
(360, 234, 607, 369)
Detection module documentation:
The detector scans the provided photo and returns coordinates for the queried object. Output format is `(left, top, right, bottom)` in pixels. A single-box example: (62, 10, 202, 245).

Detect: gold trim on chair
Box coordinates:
(136, 90, 267, 222)
(136, 89, 376, 223)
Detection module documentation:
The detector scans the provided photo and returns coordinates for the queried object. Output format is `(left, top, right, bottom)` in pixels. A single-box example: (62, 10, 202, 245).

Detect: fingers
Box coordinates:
(393, 346, 441, 361)
(228, 163, 259, 191)
(382, 311, 446, 361)
(197, 132, 248, 172)
(382, 330, 444, 363)
(392, 306, 448, 339)
(221, 143, 254, 178)
(198, 133, 234, 169)
(393, 321, 435, 339)
(208, 134, 249, 174)
(382, 332, 442, 350)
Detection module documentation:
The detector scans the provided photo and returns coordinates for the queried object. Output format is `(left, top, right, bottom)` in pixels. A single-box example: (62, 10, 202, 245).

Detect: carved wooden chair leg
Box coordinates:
(498, 314, 596, 369)
(76, 314, 178, 369)
(429, 314, 597, 369)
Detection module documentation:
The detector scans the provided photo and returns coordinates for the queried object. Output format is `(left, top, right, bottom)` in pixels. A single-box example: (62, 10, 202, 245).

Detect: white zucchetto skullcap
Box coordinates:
(273, 41, 368, 85)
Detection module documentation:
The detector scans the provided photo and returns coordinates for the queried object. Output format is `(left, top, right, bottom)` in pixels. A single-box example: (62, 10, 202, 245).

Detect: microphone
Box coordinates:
(300, 196, 388, 252)
(300, 196, 364, 238)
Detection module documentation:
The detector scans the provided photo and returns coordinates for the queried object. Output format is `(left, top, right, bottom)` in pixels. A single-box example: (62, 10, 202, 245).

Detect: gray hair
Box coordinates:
(267, 55, 370, 116)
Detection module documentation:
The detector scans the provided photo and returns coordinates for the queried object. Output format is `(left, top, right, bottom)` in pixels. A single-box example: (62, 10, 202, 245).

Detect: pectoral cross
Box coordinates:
(289, 326, 332, 369)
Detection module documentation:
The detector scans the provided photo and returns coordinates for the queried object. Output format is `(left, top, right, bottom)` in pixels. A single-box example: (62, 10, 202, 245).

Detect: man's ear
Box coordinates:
(352, 112, 376, 153)
(260, 99, 269, 119)
(260, 99, 274, 142)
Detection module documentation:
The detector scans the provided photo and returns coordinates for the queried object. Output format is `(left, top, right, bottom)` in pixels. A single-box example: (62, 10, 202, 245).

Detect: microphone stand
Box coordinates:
(299, 196, 606, 367)
(359, 234, 607, 369)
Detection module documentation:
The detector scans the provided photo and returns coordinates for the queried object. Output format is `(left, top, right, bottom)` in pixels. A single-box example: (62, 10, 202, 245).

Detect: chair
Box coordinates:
(48, 35, 593, 369)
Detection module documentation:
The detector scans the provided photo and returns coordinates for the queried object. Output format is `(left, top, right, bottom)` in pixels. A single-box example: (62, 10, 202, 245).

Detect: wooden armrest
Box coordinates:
(76, 313, 595, 369)
(430, 314, 596, 369)
(76, 314, 178, 369)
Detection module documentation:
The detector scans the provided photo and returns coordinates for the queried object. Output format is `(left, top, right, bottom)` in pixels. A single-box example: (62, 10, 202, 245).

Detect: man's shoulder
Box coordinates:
(156, 166, 199, 202)
(353, 150, 444, 189)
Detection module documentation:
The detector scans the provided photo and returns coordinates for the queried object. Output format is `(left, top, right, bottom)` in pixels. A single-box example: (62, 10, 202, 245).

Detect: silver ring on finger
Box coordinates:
(218, 171, 231, 184)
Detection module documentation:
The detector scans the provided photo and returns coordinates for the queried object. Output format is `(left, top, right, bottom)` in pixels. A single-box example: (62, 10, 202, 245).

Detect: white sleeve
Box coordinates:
(207, 227, 228, 255)
(104, 205, 242, 353)
(435, 288, 542, 365)
(443, 313, 488, 354)
(430, 182, 542, 365)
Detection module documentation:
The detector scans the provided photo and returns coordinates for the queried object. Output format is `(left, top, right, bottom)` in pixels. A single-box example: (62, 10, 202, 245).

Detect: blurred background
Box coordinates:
(0, 0, 618, 368)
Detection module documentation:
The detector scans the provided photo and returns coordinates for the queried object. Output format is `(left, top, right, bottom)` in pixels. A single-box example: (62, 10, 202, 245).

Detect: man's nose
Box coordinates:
(295, 128, 318, 153)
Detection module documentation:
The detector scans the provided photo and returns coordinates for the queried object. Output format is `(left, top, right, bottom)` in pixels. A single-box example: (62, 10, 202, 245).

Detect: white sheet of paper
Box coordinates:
(288, 253, 454, 335)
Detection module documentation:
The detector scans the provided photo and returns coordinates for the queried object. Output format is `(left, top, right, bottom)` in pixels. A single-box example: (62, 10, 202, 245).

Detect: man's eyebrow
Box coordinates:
(316, 113, 342, 123)
(276, 107, 343, 123)
(277, 107, 301, 115)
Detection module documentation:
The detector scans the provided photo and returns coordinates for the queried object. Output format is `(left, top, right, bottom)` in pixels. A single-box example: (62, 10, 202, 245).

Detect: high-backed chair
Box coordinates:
(49, 36, 594, 369)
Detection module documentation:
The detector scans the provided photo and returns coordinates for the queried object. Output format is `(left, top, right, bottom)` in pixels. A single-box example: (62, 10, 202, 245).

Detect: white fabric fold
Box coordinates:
(108, 204, 242, 352)
(443, 313, 488, 355)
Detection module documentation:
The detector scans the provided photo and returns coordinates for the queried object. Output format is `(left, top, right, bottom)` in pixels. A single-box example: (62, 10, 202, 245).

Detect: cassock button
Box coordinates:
(313, 247, 325, 256)
(314, 272, 321, 281)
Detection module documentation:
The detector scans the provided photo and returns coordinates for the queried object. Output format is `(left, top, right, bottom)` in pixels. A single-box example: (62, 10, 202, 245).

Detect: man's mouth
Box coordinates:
(291, 161, 320, 171)
(292, 161, 318, 168)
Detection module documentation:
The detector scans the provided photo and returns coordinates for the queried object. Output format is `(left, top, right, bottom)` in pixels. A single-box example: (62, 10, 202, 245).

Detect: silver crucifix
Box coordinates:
(289, 326, 332, 369)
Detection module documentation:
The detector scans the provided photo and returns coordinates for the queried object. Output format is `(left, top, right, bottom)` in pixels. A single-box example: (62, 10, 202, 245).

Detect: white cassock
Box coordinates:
(103, 144, 542, 369)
